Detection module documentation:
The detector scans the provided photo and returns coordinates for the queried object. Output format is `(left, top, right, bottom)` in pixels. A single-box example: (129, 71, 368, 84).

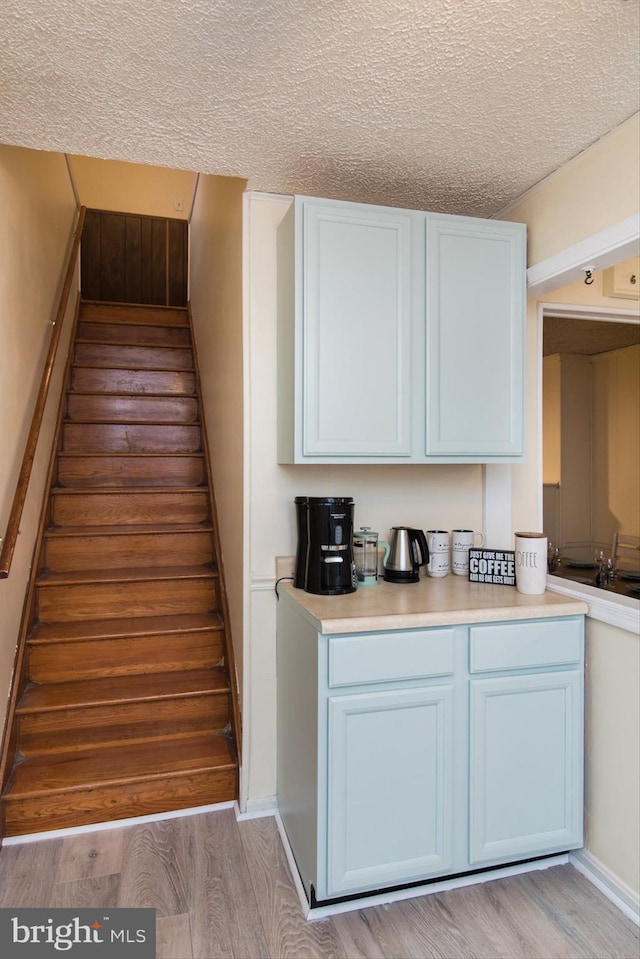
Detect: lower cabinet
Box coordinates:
(327, 684, 455, 895)
(469, 670, 583, 864)
(276, 597, 585, 905)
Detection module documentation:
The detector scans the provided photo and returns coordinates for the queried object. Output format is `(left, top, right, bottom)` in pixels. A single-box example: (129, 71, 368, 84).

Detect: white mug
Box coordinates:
(451, 529, 485, 576)
(427, 530, 449, 577)
(514, 532, 548, 595)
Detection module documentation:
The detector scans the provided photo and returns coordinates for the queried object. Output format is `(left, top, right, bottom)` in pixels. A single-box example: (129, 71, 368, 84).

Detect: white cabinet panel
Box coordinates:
(425, 216, 526, 457)
(327, 685, 454, 895)
(301, 199, 416, 457)
(278, 195, 526, 463)
(469, 670, 583, 865)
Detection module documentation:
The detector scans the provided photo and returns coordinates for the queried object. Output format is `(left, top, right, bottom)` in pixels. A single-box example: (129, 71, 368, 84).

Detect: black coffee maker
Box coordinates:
(294, 496, 356, 595)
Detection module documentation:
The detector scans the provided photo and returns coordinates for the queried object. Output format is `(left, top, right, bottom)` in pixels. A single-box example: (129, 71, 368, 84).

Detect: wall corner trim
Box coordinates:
(527, 215, 640, 299)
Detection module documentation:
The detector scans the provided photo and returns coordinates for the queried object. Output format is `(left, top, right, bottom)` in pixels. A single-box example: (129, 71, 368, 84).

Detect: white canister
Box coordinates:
(451, 529, 485, 576)
(427, 530, 450, 577)
(514, 532, 548, 595)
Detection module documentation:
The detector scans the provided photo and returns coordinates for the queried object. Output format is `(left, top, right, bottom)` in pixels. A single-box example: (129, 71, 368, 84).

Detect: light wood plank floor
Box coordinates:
(0, 808, 637, 959)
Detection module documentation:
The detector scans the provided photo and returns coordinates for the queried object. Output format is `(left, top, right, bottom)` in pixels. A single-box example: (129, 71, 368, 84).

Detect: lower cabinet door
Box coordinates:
(469, 670, 583, 865)
(326, 685, 454, 897)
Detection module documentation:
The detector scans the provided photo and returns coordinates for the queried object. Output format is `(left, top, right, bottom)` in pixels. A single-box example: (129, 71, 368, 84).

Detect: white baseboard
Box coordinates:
(570, 849, 640, 926)
(234, 797, 278, 821)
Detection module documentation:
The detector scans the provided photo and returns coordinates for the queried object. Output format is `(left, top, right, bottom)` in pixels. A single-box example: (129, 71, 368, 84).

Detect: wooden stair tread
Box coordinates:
(71, 363, 194, 374)
(38, 565, 217, 586)
(46, 522, 212, 537)
(63, 418, 201, 427)
(70, 372, 196, 396)
(29, 612, 224, 644)
(67, 390, 197, 399)
(76, 335, 190, 349)
(57, 451, 204, 458)
(51, 485, 206, 496)
(18, 669, 228, 712)
(80, 302, 189, 326)
(6, 734, 235, 798)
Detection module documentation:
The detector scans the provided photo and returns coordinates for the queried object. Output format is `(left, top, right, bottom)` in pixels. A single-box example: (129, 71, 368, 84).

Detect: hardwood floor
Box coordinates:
(0, 808, 637, 959)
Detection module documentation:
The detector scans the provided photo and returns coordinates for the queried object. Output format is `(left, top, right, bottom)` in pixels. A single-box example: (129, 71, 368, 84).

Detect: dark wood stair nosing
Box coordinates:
(37, 564, 219, 587)
(62, 418, 202, 427)
(5, 751, 237, 802)
(17, 669, 230, 714)
(45, 521, 214, 538)
(28, 612, 225, 645)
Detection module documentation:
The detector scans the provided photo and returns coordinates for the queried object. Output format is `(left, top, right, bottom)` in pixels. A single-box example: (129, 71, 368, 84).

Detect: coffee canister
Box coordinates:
(514, 532, 548, 595)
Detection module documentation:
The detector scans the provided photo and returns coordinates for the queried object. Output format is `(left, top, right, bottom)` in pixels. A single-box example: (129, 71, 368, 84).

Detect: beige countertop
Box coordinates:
(277, 566, 588, 634)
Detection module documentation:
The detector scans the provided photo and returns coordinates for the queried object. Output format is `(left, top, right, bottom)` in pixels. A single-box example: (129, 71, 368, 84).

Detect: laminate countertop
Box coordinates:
(276, 563, 588, 635)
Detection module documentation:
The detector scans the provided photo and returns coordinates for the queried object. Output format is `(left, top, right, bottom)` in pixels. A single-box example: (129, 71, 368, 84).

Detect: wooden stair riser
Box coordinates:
(71, 367, 196, 395)
(28, 631, 225, 683)
(56, 454, 206, 488)
(44, 530, 214, 571)
(51, 490, 210, 526)
(77, 321, 191, 348)
(37, 576, 219, 622)
(2, 767, 237, 837)
(62, 423, 202, 453)
(80, 303, 189, 327)
(67, 393, 199, 423)
(75, 343, 193, 371)
(18, 694, 231, 755)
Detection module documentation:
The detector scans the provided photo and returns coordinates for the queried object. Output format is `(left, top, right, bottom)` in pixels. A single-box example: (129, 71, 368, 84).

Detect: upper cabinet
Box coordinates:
(278, 196, 526, 464)
(425, 215, 526, 458)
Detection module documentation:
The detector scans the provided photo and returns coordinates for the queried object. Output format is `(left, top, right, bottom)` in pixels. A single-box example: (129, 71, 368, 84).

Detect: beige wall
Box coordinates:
(503, 113, 639, 267)
(510, 118, 640, 539)
(505, 116, 639, 899)
(542, 354, 561, 485)
(592, 344, 640, 547)
(0, 144, 77, 735)
(189, 174, 247, 717)
(585, 618, 640, 896)
(243, 192, 484, 808)
(69, 155, 197, 219)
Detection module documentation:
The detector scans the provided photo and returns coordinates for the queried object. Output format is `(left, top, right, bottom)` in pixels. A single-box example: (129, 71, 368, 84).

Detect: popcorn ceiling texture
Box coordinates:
(1, 0, 638, 216)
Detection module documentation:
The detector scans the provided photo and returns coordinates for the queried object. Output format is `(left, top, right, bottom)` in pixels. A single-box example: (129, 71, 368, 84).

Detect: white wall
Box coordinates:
(243, 192, 484, 809)
(189, 174, 246, 713)
(0, 144, 77, 736)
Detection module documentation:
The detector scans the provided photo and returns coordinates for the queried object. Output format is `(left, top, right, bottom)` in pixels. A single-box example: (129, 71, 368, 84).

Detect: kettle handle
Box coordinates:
(409, 528, 430, 567)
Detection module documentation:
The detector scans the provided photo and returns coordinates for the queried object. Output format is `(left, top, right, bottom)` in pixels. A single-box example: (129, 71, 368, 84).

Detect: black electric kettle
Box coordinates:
(384, 527, 429, 583)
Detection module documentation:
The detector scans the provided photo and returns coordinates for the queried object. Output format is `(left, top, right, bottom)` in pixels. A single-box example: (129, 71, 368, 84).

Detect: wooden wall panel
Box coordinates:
(81, 210, 187, 306)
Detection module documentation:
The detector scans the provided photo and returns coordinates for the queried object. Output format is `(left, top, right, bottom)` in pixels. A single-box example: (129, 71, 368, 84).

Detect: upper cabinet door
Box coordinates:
(299, 198, 416, 458)
(425, 216, 526, 457)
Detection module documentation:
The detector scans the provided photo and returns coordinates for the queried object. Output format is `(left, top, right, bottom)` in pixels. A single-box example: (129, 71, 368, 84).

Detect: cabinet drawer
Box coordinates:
(329, 628, 455, 687)
(469, 617, 583, 673)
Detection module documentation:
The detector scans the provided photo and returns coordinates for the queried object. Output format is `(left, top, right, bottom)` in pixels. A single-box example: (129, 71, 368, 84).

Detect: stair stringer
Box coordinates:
(186, 304, 242, 763)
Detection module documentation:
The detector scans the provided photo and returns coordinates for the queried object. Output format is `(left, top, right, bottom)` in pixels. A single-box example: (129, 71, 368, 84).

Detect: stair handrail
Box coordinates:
(0, 206, 86, 578)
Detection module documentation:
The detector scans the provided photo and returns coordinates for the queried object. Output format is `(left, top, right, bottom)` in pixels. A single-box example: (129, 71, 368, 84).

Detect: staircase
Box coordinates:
(1, 301, 238, 837)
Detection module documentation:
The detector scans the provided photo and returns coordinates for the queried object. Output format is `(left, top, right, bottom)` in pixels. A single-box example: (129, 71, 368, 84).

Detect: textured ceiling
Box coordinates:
(1, 0, 639, 217)
(544, 316, 640, 356)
